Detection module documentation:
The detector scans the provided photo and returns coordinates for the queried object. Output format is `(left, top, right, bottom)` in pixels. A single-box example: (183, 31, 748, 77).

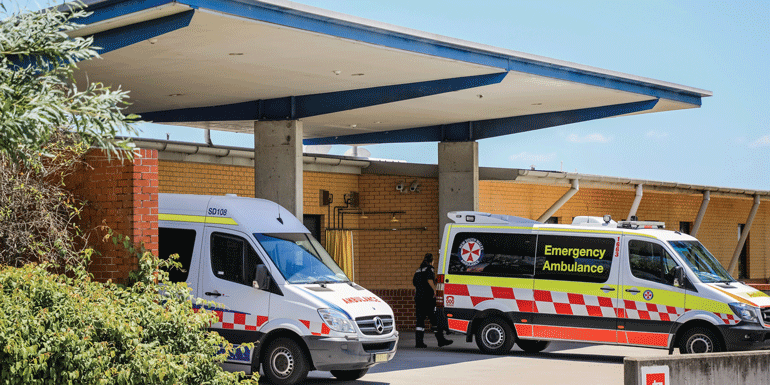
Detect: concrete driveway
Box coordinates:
(295, 332, 673, 385)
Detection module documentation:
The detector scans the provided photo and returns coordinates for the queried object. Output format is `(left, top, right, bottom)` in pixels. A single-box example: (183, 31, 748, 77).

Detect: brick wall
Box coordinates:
(69, 149, 158, 283)
(480, 181, 769, 280)
(159, 160, 254, 197)
(356, 175, 440, 290)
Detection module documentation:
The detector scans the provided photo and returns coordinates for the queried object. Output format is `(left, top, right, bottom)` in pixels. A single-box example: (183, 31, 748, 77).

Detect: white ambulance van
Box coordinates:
(437, 211, 770, 355)
(157, 193, 398, 384)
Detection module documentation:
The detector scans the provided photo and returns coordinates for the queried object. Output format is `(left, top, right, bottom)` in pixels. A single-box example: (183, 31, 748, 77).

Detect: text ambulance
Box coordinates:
(437, 212, 770, 355)
(158, 193, 398, 385)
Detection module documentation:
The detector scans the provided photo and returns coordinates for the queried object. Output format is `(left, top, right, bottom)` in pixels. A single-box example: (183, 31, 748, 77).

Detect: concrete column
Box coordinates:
(254, 120, 303, 220)
(438, 141, 478, 232)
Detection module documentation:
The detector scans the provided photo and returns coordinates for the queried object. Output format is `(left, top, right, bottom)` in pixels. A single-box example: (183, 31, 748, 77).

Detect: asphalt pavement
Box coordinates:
(294, 331, 673, 385)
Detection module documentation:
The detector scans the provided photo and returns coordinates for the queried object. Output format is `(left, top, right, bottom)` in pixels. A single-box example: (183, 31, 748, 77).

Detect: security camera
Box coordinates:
(409, 180, 420, 193)
(395, 182, 405, 192)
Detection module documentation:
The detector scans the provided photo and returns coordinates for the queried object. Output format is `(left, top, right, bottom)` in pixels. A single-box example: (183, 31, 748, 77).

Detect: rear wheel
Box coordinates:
(330, 368, 369, 381)
(475, 316, 515, 355)
(516, 339, 551, 353)
(262, 337, 309, 385)
(678, 326, 723, 354)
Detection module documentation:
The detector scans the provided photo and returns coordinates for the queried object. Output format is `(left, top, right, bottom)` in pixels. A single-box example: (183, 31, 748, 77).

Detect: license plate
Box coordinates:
(374, 353, 388, 363)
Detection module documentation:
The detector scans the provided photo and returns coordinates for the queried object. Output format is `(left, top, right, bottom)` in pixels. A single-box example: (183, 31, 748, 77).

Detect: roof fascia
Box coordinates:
(76, 0, 178, 25)
(77, 0, 706, 105)
(139, 72, 508, 122)
(91, 10, 195, 54)
(302, 99, 659, 145)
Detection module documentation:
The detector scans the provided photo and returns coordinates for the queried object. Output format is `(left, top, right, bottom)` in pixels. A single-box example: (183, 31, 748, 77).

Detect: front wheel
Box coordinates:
(678, 326, 723, 354)
(516, 339, 550, 353)
(475, 316, 515, 355)
(262, 337, 309, 385)
(330, 368, 369, 381)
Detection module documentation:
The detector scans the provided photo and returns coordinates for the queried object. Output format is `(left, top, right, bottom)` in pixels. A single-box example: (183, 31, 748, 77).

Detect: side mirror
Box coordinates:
(672, 266, 685, 288)
(254, 264, 270, 290)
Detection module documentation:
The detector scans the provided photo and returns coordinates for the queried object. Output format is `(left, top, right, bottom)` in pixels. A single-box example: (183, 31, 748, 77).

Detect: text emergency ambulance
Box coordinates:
(158, 193, 398, 385)
(436, 212, 770, 355)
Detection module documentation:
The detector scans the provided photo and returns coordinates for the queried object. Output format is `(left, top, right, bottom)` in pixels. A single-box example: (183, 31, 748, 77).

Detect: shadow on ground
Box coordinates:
(262, 332, 635, 384)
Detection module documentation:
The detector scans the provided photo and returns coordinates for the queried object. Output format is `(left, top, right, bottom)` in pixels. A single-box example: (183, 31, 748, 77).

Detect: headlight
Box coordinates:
(318, 308, 355, 333)
(729, 302, 759, 323)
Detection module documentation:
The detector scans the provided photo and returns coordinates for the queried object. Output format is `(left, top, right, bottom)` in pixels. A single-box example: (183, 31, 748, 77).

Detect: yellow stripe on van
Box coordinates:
(534, 279, 619, 298)
(686, 295, 733, 314)
(159, 214, 238, 226)
(447, 274, 534, 289)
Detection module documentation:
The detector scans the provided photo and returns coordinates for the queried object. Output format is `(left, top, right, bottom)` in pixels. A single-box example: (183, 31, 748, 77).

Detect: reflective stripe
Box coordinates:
(447, 319, 469, 333)
(159, 213, 238, 225)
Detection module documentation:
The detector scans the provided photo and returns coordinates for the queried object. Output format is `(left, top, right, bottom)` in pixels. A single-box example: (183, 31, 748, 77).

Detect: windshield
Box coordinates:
(669, 240, 734, 283)
(254, 233, 349, 284)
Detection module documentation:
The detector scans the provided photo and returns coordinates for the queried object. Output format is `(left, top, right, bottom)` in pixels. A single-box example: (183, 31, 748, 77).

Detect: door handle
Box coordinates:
(625, 288, 641, 294)
(600, 286, 616, 293)
(205, 290, 223, 297)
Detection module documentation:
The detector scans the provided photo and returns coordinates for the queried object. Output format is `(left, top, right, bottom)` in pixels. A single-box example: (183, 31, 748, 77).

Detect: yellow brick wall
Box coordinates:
(355, 175, 440, 290)
(480, 181, 769, 281)
(159, 161, 254, 196)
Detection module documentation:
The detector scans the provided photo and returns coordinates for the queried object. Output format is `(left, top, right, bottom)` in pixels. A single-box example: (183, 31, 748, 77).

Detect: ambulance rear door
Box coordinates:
(618, 235, 686, 348)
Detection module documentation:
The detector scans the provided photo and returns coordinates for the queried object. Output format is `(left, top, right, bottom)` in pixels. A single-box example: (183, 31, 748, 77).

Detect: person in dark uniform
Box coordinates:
(413, 253, 453, 348)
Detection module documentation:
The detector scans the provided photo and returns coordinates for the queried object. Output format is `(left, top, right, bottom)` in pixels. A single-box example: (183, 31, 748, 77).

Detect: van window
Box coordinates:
(448, 232, 536, 278)
(628, 240, 679, 286)
(534, 235, 615, 283)
(211, 233, 264, 286)
(254, 233, 348, 284)
(158, 227, 196, 283)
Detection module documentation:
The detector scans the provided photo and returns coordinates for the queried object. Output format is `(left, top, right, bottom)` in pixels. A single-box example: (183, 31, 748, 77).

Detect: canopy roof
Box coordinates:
(70, 0, 712, 144)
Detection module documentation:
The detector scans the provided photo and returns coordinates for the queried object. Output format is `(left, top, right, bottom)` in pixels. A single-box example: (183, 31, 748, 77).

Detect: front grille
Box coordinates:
(362, 341, 395, 352)
(761, 307, 770, 328)
(356, 315, 394, 335)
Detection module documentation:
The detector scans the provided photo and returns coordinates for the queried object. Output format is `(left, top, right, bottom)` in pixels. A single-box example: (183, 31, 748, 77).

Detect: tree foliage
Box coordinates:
(0, 0, 138, 167)
(0, 254, 258, 385)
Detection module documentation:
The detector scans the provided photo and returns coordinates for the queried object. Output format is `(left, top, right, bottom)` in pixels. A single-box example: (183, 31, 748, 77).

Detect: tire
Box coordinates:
(678, 326, 723, 354)
(516, 339, 551, 353)
(475, 316, 515, 355)
(262, 337, 309, 385)
(330, 368, 369, 381)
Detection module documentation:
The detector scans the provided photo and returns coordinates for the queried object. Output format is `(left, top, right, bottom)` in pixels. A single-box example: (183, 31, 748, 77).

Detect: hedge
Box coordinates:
(0, 257, 257, 385)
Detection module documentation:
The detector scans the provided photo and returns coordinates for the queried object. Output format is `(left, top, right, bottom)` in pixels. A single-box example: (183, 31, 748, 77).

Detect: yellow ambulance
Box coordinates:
(436, 212, 770, 354)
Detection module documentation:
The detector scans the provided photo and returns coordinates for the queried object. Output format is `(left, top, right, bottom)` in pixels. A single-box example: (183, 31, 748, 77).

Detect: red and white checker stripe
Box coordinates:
(300, 319, 331, 336)
(444, 283, 534, 313)
(533, 289, 616, 318)
(445, 283, 741, 326)
(621, 299, 684, 322)
(715, 312, 740, 325)
(211, 309, 268, 331)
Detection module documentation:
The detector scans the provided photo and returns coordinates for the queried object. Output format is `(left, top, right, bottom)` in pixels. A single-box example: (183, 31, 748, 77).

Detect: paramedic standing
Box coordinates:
(413, 253, 453, 348)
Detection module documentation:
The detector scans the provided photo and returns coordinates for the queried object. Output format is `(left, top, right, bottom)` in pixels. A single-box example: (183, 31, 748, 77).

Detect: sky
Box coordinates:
(11, 0, 770, 190)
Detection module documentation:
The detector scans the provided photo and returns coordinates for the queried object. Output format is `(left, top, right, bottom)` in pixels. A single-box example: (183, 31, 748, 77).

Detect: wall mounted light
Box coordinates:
(391, 214, 399, 222)
(409, 180, 420, 193)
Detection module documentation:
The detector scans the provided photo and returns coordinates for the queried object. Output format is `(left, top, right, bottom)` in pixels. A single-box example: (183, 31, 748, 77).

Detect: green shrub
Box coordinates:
(0, 256, 258, 385)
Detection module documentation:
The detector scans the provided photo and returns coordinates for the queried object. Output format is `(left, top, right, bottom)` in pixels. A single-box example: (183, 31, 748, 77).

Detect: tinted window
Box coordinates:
(158, 228, 196, 283)
(211, 233, 263, 286)
(628, 240, 679, 285)
(448, 232, 536, 278)
(535, 235, 615, 283)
